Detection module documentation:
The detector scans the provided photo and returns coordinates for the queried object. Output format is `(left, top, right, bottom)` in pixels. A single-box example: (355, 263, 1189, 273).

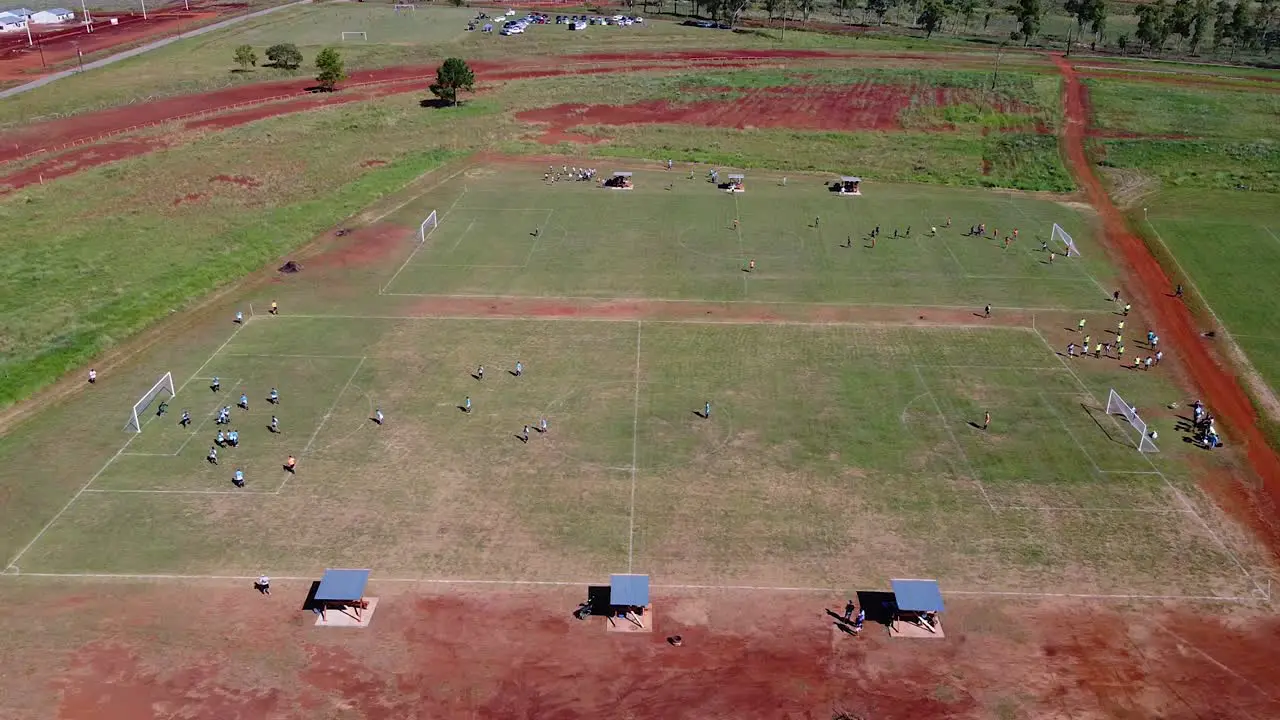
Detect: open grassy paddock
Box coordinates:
(2, 163, 1264, 606)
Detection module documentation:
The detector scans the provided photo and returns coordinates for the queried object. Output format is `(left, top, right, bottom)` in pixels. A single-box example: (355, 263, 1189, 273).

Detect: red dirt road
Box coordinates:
(1053, 53, 1280, 558)
(6, 581, 1277, 719)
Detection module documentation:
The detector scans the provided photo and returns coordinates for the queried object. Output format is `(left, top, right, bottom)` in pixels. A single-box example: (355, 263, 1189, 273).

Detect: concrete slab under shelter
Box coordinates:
(605, 605, 654, 634)
(314, 597, 379, 628)
(888, 616, 945, 639)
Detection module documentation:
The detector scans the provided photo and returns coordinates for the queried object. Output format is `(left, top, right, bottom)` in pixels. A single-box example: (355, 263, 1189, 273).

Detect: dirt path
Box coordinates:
(1051, 53, 1280, 556)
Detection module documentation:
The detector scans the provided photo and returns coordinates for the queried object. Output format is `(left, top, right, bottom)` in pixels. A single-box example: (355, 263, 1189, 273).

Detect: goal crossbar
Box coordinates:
(419, 209, 439, 244)
(124, 372, 176, 432)
(1052, 223, 1081, 258)
(340, 31, 367, 41)
(1106, 388, 1158, 452)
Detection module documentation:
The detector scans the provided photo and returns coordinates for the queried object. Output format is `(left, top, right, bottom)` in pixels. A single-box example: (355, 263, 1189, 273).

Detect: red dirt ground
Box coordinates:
(208, 173, 261, 188)
(7, 581, 1277, 719)
(0, 7, 228, 82)
(171, 191, 205, 206)
(516, 84, 1017, 140)
(307, 222, 414, 269)
(360, 159, 388, 167)
(1054, 53, 1280, 563)
(0, 137, 167, 191)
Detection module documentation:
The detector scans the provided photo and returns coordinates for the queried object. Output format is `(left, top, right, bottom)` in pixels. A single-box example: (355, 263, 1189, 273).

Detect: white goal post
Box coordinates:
(419, 209, 439, 244)
(124, 372, 176, 433)
(393, 3, 415, 12)
(1051, 223, 1081, 257)
(1106, 388, 1158, 453)
(340, 31, 368, 41)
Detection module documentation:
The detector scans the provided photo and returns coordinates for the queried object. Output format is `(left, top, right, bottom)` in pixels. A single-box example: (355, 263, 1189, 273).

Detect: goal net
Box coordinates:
(124, 372, 176, 433)
(1106, 388, 1158, 453)
(340, 31, 367, 41)
(1052, 223, 1081, 257)
(393, 3, 415, 12)
(419, 209, 439, 244)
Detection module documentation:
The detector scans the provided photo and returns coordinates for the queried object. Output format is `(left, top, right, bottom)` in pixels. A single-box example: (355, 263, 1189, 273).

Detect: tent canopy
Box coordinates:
(315, 568, 371, 602)
(609, 573, 650, 606)
(891, 578, 944, 612)
(727, 174, 745, 180)
(840, 176, 861, 182)
(612, 171, 633, 177)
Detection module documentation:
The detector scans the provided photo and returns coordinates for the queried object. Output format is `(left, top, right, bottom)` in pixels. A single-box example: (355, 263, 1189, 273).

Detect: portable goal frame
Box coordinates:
(1051, 223, 1081, 257)
(124, 372, 176, 433)
(1106, 388, 1158, 452)
(340, 31, 368, 41)
(419, 209, 439, 244)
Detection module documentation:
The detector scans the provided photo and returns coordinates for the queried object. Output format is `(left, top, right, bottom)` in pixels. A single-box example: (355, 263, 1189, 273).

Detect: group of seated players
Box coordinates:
(543, 165, 598, 183)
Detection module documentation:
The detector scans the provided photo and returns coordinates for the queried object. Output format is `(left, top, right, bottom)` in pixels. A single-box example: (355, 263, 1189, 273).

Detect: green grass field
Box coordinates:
(1140, 188, 1280, 392)
(0, 161, 1265, 602)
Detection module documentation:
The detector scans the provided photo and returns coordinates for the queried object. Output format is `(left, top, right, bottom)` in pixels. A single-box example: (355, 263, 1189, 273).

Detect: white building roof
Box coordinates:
(2, 7, 35, 16)
(0, 11, 25, 22)
(46, 8, 74, 14)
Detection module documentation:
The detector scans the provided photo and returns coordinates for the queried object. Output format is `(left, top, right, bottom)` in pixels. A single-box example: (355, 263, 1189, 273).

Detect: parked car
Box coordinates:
(570, 20, 587, 30)
(501, 24, 524, 34)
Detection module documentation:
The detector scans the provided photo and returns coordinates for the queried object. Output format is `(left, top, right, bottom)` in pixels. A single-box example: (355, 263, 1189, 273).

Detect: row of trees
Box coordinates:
(233, 43, 346, 91)
(641, 0, 1278, 55)
(1133, 0, 1279, 56)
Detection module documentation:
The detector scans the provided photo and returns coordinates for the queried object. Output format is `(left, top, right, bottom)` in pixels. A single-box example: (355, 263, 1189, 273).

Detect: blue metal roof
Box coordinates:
(314, 568, 371, 602)
(891, 578, 945, 612)
(609, 573, 650, 606)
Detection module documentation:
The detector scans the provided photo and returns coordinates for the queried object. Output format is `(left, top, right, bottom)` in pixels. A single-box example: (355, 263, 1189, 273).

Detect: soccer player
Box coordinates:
(285, 456, 296, 474)
(216, 430, 226, 447)
(983, 411, 990, 430)
(1068, 342, 1076, 357)
(1083, 335, 1091, 350)
(905, 225, 911, 236)
(929, 226, 937, 236)
(1117, 344, 1125, 361)
(1116, 334, 1123, 345)
(270, 301, 278, 315)
(257, 575, 271, 595)
(229, 429, 239, 447)
(233, 469, 245, 487)
(1145, 356, 1154, 371)
(1133, 357, 1142, 370)
(1113, 290, 1121, 303)
(157, 401, 168, 417)
(1041, 240, 1048, 252)
(984, 304, 991, 318)
(1147, 330, 1155, 346)
(270, 415, 279, 433)
(1118, 320, 1125, 333)
(1175, 284, 1184, 298)
(464, 396, 471, 414)
(873, 225, 880, 237)
(88, 368, 97, 384)
(181, 409, 191, 427)
(844, 235, 852, 248)
(814, 216, 820, 228)
(522, 425, 531, 442)
(1078, 318, 1087, 333)
(1123, 303, 1131, 316)
(208, 446, 218, 465)
(704, 401, 712, 419)
(748, 259, 755, 272)
(1012, 228, 1019, 240)
(239, 393, 249, 410)
(477, 365, 485, 380)
(945, 216, 952, 227)
(269, 388, 279, 404)
(1049, 251, 1055, 264)
(540, 417, 548, 433)
(1094, 343, 1103, 358)
(1003, 237, 1011, 250)
(1155, 350, 1164, 365)
(211, 376, 221, 392)
(374, 407, 384, 425)
(235, 311, 244, 324)
(667, 159, 673, 170)
(1152, 335, 1159, 349)
(732, 218, 739, 230)
(514, 361, 523, 377)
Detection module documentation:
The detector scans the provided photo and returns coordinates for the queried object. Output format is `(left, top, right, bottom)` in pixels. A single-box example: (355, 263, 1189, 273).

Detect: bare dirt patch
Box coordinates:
(0, 139, 167, 193)
(171, 191, 206, 207)
(208, 173, 261, 189)
(360, 159, 388, 168)
(516, 84, 1019, 140)
(307, 223, 415, 269)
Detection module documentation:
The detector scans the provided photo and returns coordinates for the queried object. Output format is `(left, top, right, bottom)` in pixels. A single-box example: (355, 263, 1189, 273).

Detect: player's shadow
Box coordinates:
(456, 405, 469, 413)
(824, 609, 859, 635)
(471, 373, 483, 380)
(967, 421, 984, 430)
(515, 433, 528, 443)
(692, 410, 708, 418)
(369, 417, 383, 425)
(266, 424, 278, 433)
(509, 370, 520, 377)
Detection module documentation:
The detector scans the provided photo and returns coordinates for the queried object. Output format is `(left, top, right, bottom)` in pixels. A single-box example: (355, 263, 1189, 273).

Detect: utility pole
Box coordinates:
(80, 0, 92, 32)
(141, 0, 148, 21)
(24, 16, 32, 46)
(991, 42, 1006, 91)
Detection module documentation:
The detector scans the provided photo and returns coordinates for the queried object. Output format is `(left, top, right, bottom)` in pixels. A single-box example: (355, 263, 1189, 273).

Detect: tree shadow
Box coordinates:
(229, 68, 254, 74)
(419, 98, 459, 109)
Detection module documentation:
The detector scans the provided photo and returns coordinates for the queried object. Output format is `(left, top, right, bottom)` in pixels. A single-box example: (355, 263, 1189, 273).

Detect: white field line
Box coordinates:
(733, 193, 747, 297)
(990, 505, 1190, 514)
(627, 321, 642, 573)
(0, 572, 1263, 604)
(221, 353, 366, 360)
(4, 324, 247, 572)
(910, 364, 995, 510)
(269, 313, 1065, 331)
(82, 488, 270, 495)
(448, 218, 477, 253)
(1264, 224, 1280, 247)
(1031, 318, 1269, 600)
(1161, 624, 1279, 702)
(373, 293, 1103, 313)
(521, 209, 554, 267)
(1037, 390, 1103, 474)
(301, 357, 366, 455)
(379, 183, 469, 294)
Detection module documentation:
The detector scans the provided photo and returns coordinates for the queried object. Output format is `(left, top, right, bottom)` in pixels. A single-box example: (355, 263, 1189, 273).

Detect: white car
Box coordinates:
(501, 24, 523, 34)
(570, 20, 587, 30)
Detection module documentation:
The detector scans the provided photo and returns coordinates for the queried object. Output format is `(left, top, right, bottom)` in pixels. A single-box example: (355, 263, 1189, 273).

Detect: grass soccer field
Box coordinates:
(1, 161, 1265, 604)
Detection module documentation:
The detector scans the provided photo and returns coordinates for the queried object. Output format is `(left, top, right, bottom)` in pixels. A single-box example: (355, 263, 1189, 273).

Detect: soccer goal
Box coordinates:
(340, 31, 368, 41)
(393, 3, 415, 13)
(1106, 388, 1159, 452)
(124, 372, 176, 433)
(1051, 223, 1081, 257)
(419, 209, 439, 244)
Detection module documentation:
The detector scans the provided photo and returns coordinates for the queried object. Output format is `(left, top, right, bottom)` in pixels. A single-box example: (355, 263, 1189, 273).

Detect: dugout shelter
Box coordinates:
(313, 568, 372, 622)
(833, 176, 862, 195)
(604, 171, 633, 189)
(609, 573, 650, 628)
(888, 578, 945, 637)
(726, 173, 745, 193)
